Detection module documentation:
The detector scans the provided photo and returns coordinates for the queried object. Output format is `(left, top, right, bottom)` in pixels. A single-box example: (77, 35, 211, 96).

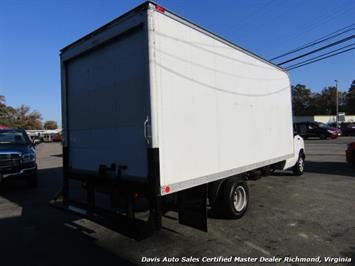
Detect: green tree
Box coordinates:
(0, 95, 5, 106)
(291, 84, 314, 115)
(0, 96, 43, 129)
(316, 86, 339, 115)
(14, 105, 43, 129)
(346, 80, 355, 114)
(338, 91, 347, 113)
(44, 120, 58, 129)
(0, 96, 15, 126)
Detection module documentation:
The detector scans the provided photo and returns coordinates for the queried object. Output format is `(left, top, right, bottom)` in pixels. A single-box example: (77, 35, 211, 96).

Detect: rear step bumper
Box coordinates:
(50, 197, 159, 240)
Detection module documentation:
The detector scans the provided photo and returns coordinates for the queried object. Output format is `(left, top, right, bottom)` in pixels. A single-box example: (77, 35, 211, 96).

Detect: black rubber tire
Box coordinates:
(27, 171, 38, 187)
(320, 134, 327, 140)
(293, 152, 305, 176)
(218, 179, 249, 219)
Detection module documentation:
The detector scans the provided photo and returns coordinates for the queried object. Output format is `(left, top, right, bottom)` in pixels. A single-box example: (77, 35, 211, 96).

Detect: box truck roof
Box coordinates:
(60, 1, 286, 72)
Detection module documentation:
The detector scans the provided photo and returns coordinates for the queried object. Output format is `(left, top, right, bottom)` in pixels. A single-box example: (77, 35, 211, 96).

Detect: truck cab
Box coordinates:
(283, 134, 305, 175)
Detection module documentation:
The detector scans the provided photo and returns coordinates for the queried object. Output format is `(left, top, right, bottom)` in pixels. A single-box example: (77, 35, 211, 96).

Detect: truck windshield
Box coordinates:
(0, 131, 29, 144)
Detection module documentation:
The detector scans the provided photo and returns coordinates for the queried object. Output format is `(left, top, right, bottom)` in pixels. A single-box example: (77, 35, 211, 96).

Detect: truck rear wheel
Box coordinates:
(218, 178, 248, 219)
(293, 152, 305, 176)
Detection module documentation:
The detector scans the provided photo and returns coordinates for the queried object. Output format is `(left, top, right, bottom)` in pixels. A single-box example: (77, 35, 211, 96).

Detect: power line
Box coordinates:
(278, 34, 355, 65)
(271, 23, 355, 60)
(285, 42, 355, 69)
(287, 46, 355, 70)
(289, 23, 354, 50)
(277, 3, 355, 50)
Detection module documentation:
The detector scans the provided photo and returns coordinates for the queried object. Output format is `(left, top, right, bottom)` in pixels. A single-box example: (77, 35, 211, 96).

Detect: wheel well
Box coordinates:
(300, 149, 305, 159)
(208, 175, 246, 206)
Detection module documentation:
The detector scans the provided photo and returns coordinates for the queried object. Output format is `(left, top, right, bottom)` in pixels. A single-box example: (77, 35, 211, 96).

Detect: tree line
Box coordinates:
(0, 95, 57, 130)
(292, 79, 355, 116)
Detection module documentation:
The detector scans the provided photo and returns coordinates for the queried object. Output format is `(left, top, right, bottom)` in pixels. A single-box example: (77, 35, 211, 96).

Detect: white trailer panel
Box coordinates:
(148, 9, 293, 193)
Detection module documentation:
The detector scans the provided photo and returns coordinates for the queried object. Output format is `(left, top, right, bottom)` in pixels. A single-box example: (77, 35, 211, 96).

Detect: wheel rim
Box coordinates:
(233, 185, 247, 212)
(298, 157, 304, 172)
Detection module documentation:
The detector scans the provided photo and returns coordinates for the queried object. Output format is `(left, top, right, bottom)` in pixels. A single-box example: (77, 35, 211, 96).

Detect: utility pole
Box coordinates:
(335, 80, 339, 127)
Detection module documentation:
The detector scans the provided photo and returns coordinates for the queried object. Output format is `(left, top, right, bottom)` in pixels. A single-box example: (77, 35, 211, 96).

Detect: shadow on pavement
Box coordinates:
(0, 167, 136, 266)
(305, 161, 355, 177)
(270, 171, 295, 177)
(51, 154, 63, 158)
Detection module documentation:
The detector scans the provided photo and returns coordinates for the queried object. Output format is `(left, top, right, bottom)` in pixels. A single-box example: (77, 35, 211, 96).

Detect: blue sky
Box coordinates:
(1, 0, 354, 125)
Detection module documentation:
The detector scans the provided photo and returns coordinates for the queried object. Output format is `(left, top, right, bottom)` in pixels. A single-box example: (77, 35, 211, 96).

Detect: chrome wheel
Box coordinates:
(293, 152, 305, 176)
(298, 157, 304, 173)
(233, 185, 247, 212)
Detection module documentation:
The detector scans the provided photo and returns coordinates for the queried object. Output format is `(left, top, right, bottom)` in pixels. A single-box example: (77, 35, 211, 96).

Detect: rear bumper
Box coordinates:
(330, 133, 338, 138)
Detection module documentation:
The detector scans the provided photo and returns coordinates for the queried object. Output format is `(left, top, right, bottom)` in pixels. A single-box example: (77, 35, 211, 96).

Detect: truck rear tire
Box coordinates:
(218, 178, 248, 219)
(293, 152, 305, 176)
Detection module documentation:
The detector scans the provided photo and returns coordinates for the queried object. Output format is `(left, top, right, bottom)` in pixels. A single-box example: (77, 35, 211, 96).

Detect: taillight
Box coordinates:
(164, 185, 171, 193)
(155, 5, 165, 13)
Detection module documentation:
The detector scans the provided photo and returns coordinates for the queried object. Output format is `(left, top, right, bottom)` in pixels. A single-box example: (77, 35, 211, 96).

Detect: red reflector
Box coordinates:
(155, 5, 165, 13)
(164, 185, 170, 193)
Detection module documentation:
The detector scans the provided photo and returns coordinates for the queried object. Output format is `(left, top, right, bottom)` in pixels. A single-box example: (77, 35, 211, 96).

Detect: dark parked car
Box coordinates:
(294, 122, 338, 140)
(0, 128, 37, 186)
(340, 123, 355, 136)
(346, 142, 355, 166)
(327, 123, 342, 137)
(52, 133, 63, 142)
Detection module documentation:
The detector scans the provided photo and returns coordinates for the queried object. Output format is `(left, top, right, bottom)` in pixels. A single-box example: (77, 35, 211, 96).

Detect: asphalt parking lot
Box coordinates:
(0, 137, 354, 266)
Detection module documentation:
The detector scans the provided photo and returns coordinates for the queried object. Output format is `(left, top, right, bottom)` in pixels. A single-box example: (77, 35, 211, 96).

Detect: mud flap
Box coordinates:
(178, 184, 207, 232)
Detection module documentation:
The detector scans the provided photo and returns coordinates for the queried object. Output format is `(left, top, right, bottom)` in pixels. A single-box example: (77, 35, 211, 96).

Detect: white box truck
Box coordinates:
(53, 1, 305, 239)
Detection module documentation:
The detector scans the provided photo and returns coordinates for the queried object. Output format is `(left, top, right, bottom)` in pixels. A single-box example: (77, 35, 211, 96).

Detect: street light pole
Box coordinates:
(335, 80, 339, 127)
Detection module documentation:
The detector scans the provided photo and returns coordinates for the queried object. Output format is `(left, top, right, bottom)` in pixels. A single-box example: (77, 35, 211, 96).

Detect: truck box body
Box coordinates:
(61, 2, 293, 197)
